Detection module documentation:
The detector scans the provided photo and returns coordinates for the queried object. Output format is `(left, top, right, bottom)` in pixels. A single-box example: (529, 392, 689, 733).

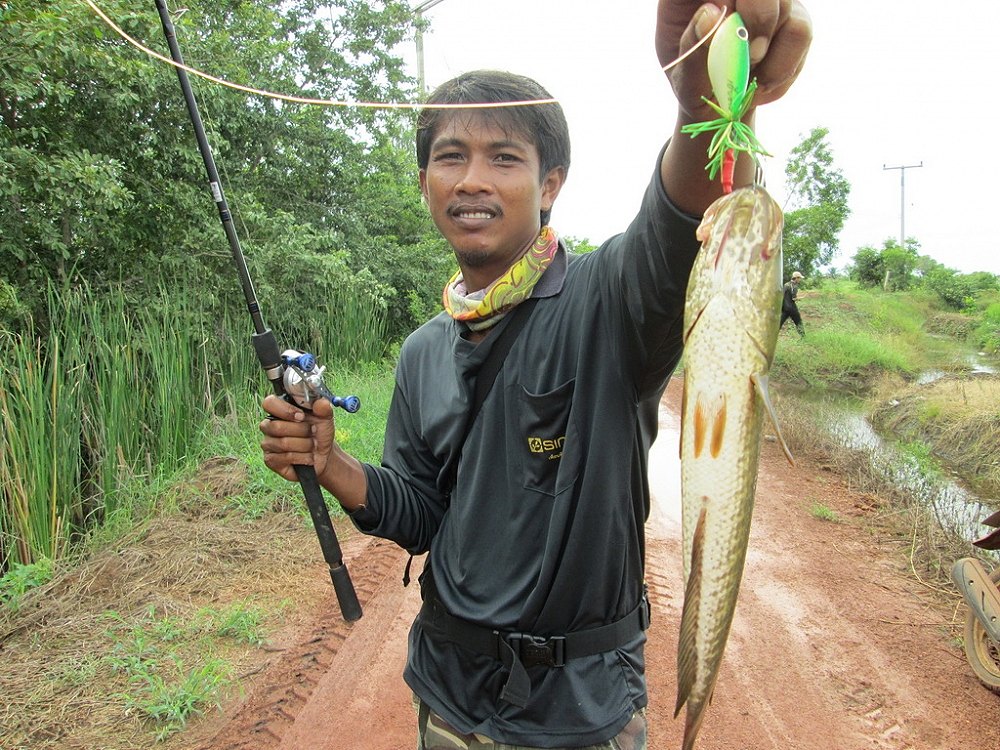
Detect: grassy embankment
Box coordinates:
(771, 278, 998, 493)
(769, 278, 1000, 588)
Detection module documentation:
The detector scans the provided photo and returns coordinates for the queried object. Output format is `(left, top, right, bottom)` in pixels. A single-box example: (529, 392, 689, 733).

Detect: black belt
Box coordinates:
(418, 590, 650, 708)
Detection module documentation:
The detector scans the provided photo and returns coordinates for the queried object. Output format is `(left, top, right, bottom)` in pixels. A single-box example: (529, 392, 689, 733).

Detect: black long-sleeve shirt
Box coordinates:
(351, 153, 701, 746)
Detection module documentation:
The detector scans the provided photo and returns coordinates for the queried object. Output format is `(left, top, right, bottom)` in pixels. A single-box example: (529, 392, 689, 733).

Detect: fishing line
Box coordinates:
(82, 0, 557, 110)
(661, 8, 728, 74)
(81, 0, 725, 110)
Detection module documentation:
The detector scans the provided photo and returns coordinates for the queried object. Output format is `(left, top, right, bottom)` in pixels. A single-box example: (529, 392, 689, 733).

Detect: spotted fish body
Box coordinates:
(675, 186, 786, 750)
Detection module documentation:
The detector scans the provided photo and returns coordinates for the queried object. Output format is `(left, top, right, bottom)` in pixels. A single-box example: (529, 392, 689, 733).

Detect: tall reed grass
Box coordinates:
(0, 279, 389, 572)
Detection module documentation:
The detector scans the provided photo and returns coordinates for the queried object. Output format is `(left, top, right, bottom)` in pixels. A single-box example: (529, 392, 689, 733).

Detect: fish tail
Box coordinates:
(683, 707, 708, 750)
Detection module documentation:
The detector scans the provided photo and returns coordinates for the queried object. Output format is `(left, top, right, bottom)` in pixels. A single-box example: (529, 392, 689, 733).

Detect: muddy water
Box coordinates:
(648, 398, 682, 530)
(648, 372, 997, 558)
(824, 401, 998, 558)
(916, 352, 997, 385)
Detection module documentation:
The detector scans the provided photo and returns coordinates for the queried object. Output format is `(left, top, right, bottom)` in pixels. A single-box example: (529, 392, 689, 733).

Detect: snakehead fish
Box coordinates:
(675, 185, 790, 750)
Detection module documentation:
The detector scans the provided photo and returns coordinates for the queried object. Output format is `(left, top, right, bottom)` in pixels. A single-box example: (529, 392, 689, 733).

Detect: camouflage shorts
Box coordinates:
(415, 698, 647, 750)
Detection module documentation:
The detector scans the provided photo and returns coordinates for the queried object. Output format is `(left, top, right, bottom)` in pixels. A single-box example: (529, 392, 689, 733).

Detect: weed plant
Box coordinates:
(0, 278, 393, 576)
(0, 558, 53, 611)
(102, 600, 277, 739)
(808, 502, 842, 523)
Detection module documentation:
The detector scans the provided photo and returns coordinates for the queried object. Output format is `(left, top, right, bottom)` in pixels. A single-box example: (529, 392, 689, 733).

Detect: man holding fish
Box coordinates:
(259, 1, 811, 748)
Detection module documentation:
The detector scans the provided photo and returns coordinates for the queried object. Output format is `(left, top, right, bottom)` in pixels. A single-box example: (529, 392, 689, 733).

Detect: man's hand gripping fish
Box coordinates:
(674, 11, 794, 750)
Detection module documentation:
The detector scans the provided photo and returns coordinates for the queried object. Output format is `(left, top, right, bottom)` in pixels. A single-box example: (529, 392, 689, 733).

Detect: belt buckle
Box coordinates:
(510, 633, 566, 668)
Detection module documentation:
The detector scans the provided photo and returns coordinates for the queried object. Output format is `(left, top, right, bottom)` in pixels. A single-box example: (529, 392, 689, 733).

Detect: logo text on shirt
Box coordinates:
(528, 435, 565, 460)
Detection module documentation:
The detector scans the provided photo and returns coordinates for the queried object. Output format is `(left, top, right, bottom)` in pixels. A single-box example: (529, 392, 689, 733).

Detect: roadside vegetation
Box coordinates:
(771, 272, 999, 599)
(0, 351, 397, 748)
(3, 1, 1000, 744)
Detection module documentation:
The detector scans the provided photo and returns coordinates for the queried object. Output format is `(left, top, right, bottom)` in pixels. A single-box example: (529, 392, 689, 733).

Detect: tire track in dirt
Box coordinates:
(191, 533, 417, 750)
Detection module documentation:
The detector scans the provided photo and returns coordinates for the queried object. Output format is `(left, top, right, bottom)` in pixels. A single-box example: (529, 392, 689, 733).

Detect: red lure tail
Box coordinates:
(721, 148, 736, 194)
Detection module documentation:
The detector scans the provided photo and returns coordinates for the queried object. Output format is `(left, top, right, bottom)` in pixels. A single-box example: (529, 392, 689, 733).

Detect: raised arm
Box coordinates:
(656, 0, 812, 215)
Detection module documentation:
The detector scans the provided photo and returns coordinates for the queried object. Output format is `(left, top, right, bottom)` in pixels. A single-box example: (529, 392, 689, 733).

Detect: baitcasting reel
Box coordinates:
(281, 349, 361, 413)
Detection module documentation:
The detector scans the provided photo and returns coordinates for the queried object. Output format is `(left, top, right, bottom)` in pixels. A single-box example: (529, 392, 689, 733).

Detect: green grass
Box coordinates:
(1, 280, 396, 573)
(212, 601, 269, 646)
(103, 602, 276, 739)
(123, 656, 232, 741)
(772, 279, 978, 391)
(808, 502, 842, 523)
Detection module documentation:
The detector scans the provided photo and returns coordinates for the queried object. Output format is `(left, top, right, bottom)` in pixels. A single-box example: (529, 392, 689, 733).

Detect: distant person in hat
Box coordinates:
(781, 270, 806, 337)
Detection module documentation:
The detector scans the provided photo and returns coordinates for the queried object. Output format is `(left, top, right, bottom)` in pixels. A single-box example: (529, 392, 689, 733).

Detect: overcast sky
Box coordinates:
(405, 0, 1000, 276)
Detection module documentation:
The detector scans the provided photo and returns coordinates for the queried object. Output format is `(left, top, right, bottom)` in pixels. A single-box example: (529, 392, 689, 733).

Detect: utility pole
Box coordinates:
(413, 0, 448, 94)
(882, 161, 923, 246)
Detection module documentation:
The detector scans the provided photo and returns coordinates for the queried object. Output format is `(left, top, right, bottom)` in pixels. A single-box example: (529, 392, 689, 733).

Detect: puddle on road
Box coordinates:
(648, 399, 682, 534)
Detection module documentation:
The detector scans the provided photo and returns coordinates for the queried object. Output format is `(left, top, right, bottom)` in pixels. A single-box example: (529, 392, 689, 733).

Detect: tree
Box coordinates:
(849, 238, 920, 291)
(851, 246, 883, 289)
(563, 236, 599, 255)
(781, 127, 851, 278)
(1, 0, 437, 338)
(879, 239, 919, 291)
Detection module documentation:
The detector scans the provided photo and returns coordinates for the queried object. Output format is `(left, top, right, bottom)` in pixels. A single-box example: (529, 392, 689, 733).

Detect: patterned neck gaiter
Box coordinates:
(442, 226, 558, 332)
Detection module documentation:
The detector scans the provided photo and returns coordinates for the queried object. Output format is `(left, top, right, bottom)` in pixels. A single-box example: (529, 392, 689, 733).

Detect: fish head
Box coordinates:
(685, 187, 784, 356)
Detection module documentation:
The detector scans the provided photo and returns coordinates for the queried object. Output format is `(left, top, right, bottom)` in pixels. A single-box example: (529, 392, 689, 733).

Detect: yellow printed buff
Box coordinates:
(442, 226, 558, 332)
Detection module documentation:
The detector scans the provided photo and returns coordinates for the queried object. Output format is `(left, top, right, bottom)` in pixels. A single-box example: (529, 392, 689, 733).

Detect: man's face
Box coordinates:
(419, 112, 565, 292)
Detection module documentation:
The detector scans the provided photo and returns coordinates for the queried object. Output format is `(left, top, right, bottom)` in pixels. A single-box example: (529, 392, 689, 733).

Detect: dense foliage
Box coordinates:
(0, 0, 455, 573)
(1, 0, 446, 340)
(850, 238, 999, 317)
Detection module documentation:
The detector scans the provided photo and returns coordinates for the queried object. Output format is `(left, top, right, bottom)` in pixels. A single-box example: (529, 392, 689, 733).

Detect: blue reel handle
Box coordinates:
(331, 394, 361, 413)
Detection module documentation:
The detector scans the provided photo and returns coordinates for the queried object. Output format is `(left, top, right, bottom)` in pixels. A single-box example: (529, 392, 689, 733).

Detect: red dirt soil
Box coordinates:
(175, 377, 1000, 750)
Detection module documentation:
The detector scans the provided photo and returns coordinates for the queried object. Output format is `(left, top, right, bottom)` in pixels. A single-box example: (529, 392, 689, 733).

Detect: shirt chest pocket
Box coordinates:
(514, 379, 581, 497)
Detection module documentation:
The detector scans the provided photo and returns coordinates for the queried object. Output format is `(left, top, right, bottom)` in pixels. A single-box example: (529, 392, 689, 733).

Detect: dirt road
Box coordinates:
(178, 377, 1000, 750)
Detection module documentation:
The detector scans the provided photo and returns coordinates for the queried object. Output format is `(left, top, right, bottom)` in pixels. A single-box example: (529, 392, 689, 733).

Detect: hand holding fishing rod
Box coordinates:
(154, 0, 362, 622)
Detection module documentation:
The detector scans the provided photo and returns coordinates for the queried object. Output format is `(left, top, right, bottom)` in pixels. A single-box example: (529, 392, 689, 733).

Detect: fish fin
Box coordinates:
(752, 372, 794, 466)
(710, 394, 727, 458)
(675, 505, 707, 718)
(685, 303, 707, 343)
(693, 395, 708, 459)
(974, 526, 1000, 550)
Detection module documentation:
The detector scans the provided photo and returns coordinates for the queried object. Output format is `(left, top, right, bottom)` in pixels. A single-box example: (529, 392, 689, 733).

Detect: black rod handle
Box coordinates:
(294, 464, 363, 622)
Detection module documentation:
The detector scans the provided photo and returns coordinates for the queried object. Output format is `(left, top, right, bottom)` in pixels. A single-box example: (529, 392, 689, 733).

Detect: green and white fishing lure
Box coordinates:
(681, 11, 769, 192)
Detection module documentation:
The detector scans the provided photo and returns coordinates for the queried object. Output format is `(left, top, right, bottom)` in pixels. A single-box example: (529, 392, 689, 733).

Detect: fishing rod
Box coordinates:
(153, 0, 362, 622)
